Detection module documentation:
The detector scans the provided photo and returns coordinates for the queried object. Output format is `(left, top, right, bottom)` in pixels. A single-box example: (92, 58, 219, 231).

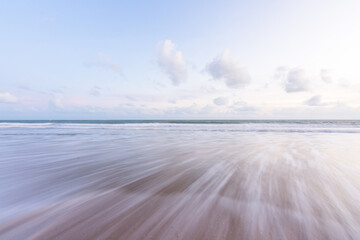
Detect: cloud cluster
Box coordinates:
(0, 92, 17, 103)
(206, 51, 250, 88)
(284, 68, 309, 93)
(85, 53, 123, 75)
(213, 97, 228, 106)
(157, 40, 187, 85)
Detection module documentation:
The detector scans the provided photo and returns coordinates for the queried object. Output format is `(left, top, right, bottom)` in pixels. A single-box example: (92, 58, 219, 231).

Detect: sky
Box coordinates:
(1, 0, 360, 119)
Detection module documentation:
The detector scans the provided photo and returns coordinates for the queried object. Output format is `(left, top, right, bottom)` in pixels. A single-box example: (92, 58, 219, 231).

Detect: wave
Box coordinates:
(1, 121, 360, 133)
(1, 119, 360, 124)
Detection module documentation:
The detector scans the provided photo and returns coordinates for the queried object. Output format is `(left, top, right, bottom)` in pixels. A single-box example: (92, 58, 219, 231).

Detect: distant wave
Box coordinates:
(1, 119, 360, 125)
(1, 121, 360, 133)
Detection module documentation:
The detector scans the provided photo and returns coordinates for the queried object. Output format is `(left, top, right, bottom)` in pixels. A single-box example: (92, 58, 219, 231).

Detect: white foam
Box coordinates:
(1, 122, 360, 133)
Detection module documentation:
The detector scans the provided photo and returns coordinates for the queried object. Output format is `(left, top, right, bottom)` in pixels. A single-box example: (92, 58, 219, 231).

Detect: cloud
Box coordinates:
(320, 69, 332, 83)
(17, 84, 32, 91)
(213, 97, 228, 106)
(157, 40, 187, 85)
(304, 95, 328, 106)
(85, 53, 123, 75)
(271, 103, 360, 119)
(284, 68, 309, 93)
(168, 99, 177, 104)
(0, 92, 17, 103)
(89, 86, 102, 96)
(231, 101, 258, 113)
(48, 94, 64, 109)
(274, 66, 289, 79)
(206, 50, 250, 88)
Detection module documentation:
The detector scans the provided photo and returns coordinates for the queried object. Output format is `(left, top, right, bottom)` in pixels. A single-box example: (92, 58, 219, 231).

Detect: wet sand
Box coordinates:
(0, 123, 360, 239)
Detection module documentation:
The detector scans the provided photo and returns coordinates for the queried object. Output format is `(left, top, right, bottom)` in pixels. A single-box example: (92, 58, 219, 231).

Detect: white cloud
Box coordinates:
(320, 69, 332, 83)
(157, 40, 187, 85)
(213, 97, 228, 106)
(0, 92, 17, 103)
(304, 95, 328, 106)
(284, 68, 309, 93)
(85, 52, 123, 75)
(274, 66, 289, 79)
(206, 50, 250, 88)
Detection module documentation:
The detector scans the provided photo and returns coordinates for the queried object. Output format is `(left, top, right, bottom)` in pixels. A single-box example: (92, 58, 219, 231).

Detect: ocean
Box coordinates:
(0, 120, 360, 239)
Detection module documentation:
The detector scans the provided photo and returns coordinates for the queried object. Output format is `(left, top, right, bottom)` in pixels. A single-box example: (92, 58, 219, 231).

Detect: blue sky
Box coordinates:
(1, 0, 360, 119)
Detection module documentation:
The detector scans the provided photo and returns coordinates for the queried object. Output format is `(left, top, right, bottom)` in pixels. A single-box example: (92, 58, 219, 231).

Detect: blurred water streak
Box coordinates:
(0, 122, 360, 239)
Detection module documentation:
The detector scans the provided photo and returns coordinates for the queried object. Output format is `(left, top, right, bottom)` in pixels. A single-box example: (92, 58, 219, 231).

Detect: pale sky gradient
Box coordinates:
(1, 0, 360, 119)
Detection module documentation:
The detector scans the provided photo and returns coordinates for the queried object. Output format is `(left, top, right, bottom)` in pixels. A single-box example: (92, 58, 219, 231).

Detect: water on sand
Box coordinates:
(0, 121, 360, 239)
